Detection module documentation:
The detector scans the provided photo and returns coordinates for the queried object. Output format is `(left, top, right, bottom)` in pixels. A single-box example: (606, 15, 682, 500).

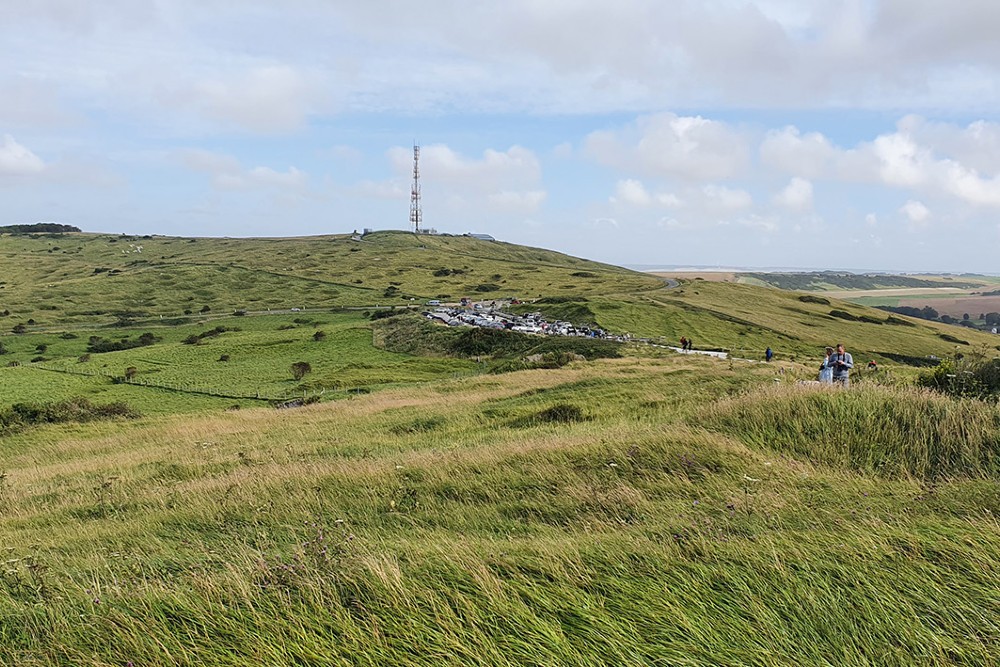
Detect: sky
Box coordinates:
(3, 1, 1000, 273)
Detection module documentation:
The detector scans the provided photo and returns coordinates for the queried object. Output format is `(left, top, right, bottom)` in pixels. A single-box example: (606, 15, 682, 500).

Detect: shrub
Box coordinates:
(828, 310, 859, 321)
(312, 331, 326, 342)
(291, 361, 312, 380)
(510, 403, 587, 427)
(918, 356, 1000, 399)
(798, 294, 831, 305)
(0, 397, 139, 435)
(86, 333, 160, 354)
(182, 326, 235, 345)
(939, 333, 969, 345)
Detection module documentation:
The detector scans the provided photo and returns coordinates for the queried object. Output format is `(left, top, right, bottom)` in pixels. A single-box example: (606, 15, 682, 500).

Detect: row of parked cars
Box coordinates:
(423, 304, 619, 341)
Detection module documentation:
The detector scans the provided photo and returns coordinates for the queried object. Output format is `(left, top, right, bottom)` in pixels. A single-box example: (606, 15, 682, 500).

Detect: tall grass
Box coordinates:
(2, 359, 1000, 664)
(697, 383, 1000, 480)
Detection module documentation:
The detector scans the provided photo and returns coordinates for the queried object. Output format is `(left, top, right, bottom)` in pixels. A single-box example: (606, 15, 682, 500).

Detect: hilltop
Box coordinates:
(0, 230, 660, 327)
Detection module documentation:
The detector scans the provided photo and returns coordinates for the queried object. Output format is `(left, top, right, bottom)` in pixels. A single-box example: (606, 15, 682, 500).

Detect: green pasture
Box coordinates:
(0, 313, 476, 413)
(0, 231, 662, 326)
(535, 280, 1000, 365)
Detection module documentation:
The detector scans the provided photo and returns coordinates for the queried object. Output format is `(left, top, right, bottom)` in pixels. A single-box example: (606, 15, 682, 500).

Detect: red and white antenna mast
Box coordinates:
(409, 143, 422, 233)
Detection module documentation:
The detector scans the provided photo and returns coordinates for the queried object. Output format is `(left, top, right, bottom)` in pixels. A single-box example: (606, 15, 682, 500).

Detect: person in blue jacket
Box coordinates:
(818, 346, 834, 383)
(765, 347, 773, 362)
(830, 343, 854, 387)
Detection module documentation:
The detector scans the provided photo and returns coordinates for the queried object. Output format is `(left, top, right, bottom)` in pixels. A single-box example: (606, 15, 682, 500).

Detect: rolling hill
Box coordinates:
(2, 230, 999, 665)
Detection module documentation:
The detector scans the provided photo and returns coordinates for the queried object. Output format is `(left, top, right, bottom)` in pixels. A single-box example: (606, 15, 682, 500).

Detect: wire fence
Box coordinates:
(26, 364, 324, 403)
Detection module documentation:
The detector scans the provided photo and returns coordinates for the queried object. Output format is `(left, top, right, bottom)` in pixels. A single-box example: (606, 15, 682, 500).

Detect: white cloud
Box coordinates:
(585, 113, 750, 181)
(610, 179, 682, 208)
(900, 199, 931, 224)
(382, 144, 545, 215)
(180, 149, 306, 190)
(735, 214, 779, 233)
(760, 126, 839, 179)
(0, 135, 45, 176)
(611, 179, 651, 206)
(773, 177, 814, 212)
(761, 118, 1000, 210)
(702, 184, 752, 210)
(487, 190, 547, 213)
(164, 66, 328, 134)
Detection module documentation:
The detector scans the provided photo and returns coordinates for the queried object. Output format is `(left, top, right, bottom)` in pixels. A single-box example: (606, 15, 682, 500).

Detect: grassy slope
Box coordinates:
(557, 280, 1000, 364)
(2, 358, 999, 665)
(0, 313, 476, 414)
(3, 233, 1000, 663)
(0, 231, 661, 327)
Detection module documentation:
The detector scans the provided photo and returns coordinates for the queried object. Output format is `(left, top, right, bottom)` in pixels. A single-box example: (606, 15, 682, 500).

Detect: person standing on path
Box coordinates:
(831, 343, 854, 386)
(765, 347, 773, 362)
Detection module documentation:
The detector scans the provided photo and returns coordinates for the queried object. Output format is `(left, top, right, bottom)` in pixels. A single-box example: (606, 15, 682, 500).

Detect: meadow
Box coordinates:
(2, 231, 1000, 665)
(2, 357, 999, 665)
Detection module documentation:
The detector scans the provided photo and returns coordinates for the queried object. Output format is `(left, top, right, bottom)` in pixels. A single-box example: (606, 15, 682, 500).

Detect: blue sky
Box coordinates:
(3, 1, 1000, 272)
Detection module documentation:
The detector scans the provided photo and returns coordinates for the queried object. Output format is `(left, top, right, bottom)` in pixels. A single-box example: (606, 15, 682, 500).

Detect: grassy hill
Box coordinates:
(2, 231, 1000, 664)
(0, 230, 661, 327)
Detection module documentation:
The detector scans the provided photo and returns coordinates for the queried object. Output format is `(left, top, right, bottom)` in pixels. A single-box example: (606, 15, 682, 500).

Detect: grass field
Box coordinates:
(3, 231, 1000, 664)
(0, 231, 662, 327)
(0, 313, 477, 413)
(2, 357, 999, 665)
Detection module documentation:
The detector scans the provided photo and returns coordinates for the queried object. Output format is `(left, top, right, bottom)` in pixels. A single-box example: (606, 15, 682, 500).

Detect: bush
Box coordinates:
(798, 295, 831, 305)
(939, 333, 969, 345)
(182, 326, 236, 345)
(291, 361, 312, 380)
(87, 333, 160, 353)
(918, 355, 1000, 399)
(509, 403, 588, 427)
(0, 397, 139, 435)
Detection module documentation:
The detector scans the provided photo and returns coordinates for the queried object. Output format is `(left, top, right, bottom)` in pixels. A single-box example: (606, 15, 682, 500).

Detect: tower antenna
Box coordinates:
(409, 143, 422, 233)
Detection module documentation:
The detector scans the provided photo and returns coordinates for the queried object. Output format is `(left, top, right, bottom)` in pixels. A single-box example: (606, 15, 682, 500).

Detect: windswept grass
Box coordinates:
(696, 383, 1000, 481)
(1, 358, 999, 664)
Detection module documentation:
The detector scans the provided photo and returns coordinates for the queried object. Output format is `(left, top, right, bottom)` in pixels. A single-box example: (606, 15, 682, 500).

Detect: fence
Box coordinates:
(26, 364, 326, 403)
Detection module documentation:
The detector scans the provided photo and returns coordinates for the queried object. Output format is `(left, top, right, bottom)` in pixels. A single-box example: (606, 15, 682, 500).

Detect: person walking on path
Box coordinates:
(818, 346, 834, 383)
(765, 347, 773, 362)
(680, 336, 687, 351)
(830, 343, 854, 386)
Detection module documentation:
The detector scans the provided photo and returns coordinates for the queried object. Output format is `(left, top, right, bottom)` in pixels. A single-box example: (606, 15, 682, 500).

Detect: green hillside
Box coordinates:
(0, 230, 661, 327)
(3, 231, 1000, 664)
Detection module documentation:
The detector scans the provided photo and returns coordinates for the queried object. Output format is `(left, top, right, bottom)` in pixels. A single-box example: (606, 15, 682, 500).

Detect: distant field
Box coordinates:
(650, 271, 737, 281)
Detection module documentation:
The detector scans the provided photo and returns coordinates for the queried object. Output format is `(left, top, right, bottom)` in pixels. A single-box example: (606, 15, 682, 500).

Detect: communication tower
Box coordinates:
(409, 144, 422, 233)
